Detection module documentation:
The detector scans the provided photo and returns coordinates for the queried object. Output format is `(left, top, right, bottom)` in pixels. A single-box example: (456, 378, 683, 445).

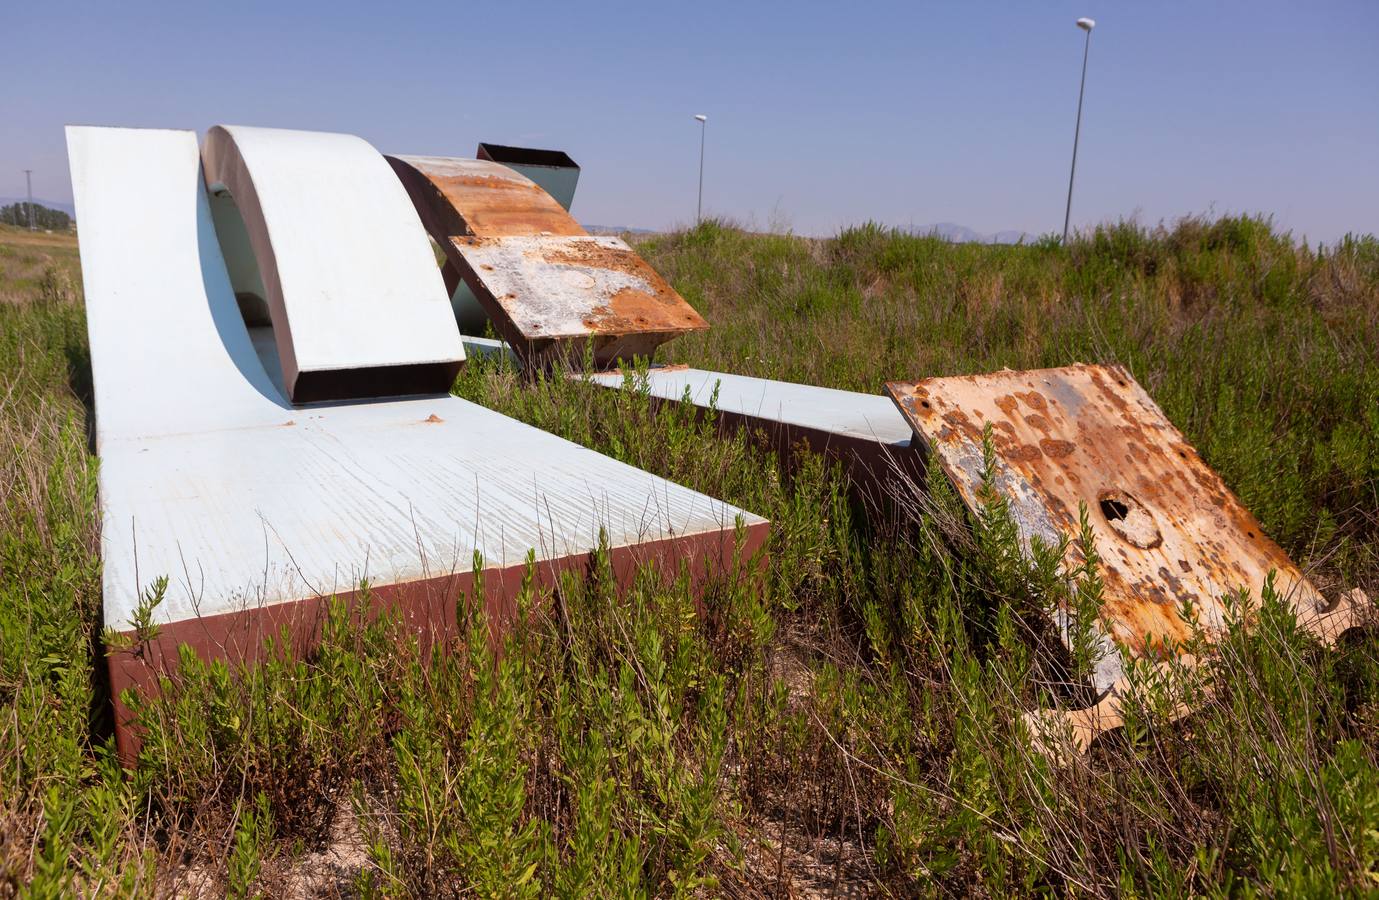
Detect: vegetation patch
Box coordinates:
(1, 217, 1376, 895)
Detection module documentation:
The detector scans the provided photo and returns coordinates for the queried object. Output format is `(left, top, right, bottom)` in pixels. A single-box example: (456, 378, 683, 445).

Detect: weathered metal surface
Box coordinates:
(453, 234, 707, 355)
(67, 126, 290, 443)
(388, 154, 583, 239)
(69, 126, 768, 757)
(886, 364, 1344, 693)
(476, 142, 581, 212)
(387, 154, 707, 366)
(1029, 582, 1363, 757)
(201, 126, 464, 402)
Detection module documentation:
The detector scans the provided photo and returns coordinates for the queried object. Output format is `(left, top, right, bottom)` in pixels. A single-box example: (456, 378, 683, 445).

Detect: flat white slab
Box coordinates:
(69, 126, 763, 630)
(98, 396, 753, 628)
(584, 367, 915, 449)
(202, 125, 463, 399)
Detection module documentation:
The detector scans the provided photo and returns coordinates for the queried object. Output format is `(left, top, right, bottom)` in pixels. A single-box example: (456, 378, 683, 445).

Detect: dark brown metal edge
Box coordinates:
(107, 520, 770, 765)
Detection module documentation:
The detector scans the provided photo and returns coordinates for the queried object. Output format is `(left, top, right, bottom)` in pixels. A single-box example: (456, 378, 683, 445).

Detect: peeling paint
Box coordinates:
(387, 154, 706, 366)
(886, 364, 1339, 695)
(453, 235, 708, 341)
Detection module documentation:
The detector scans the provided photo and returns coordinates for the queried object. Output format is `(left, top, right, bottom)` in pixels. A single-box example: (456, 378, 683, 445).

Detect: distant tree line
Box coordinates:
(0, 203, 72, 230)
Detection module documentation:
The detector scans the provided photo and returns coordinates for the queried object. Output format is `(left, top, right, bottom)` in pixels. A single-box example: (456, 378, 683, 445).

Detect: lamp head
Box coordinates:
(694, 114, 708, 123)
(1076, 17, 1095, 31)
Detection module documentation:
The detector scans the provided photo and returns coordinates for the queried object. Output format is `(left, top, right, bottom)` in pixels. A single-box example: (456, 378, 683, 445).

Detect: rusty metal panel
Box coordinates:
(387, 154, 707, 366)
(388, 154, 584, 239)
(476, 142, 581, 212)
(453, 234, 707, 355)
(885, 364, 1339, 693)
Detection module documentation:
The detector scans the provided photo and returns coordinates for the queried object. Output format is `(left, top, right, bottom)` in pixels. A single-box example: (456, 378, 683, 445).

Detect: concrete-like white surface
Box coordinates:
(202, 125, 463, 393)
(69, 126, 763, 630)
(584, 367, 915, 449)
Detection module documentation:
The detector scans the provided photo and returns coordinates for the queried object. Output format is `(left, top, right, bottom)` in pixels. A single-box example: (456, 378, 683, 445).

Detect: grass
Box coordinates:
(1, 215, 1378, 895)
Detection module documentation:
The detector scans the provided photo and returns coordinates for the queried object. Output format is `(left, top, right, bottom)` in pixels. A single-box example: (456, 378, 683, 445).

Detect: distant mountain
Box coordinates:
(582, 222, 1036, 244)
(912, 222, 1035, 245)
(583, 223, 658, 236)
(0, 197, 76, 217)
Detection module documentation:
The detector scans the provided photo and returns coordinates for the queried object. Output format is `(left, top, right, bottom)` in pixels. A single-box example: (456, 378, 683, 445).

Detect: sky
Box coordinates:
(5, 1, 1377, 243)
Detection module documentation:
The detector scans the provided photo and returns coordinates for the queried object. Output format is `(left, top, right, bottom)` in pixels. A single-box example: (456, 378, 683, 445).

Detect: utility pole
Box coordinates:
(1062, 18, 1095, 244)
(24, 169, 36, 231)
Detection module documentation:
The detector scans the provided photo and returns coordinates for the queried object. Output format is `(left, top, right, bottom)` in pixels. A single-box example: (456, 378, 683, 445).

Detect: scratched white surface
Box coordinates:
(68, 127, 763, 630)
(584, 367, 914, 448)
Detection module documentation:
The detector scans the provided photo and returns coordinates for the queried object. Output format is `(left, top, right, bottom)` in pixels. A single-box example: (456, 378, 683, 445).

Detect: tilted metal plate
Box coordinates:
(389, 155, 583, 239)
(452, 234, 708, 351)
(885, 364, 1330, 691)
(388, 154, 708, 365)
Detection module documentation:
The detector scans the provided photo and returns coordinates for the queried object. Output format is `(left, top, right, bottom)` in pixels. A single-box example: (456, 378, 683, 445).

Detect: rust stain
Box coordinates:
(884, 364, 1329, 684)
(450, 234, 708, 342)
(424, 414, 444, 423)
(397, 157, 583, 239)
(389, 154, 708, 365)
(1040, 438, 1076, 458)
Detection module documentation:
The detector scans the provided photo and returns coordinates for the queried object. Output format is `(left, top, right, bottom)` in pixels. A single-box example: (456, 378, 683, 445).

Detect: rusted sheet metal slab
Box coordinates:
(885, 364, 1345, 693)
(476, 143, 580, 212)
(453, 235, 707, 363)
(389, 155, 584, 239)
(387, 154, 707, 366)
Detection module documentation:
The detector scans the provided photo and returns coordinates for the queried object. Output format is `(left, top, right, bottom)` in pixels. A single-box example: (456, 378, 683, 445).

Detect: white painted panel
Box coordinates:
(100, 396, 760, 629)
(585, 367, 914, 448)
(65, 126, 289, 442)
(202, 125, 463, 381)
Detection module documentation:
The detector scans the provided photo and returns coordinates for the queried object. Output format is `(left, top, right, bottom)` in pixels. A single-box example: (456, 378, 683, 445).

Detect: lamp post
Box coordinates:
(693, 114, 707, 225)
(1062, 17, 1095, 244)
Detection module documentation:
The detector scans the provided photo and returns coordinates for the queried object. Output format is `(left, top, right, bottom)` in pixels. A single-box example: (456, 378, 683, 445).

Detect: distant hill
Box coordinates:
(583, 222, 1036, 244)
(583, 223, 659, 236)
(913, 222, 1035, 245)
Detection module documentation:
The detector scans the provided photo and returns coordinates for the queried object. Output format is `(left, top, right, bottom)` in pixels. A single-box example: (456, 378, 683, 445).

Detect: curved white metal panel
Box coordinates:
(66, 126, 289, 442)
(202, 125, 464, 402)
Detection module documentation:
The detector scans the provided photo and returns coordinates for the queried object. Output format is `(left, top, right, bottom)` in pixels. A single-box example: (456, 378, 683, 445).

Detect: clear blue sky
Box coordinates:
(6, 1, 1377, 242)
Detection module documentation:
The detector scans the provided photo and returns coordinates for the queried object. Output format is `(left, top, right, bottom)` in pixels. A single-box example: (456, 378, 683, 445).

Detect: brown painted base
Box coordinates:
(108, 521, 770, 765)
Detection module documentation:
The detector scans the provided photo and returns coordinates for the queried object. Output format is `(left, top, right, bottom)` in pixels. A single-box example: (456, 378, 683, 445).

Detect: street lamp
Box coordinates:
(1062, 17, 1095, 244)
(693, 114, 707, 225)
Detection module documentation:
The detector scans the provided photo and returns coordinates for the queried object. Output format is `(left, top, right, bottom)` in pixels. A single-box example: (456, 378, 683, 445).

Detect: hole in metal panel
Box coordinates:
(1100, 497, 1130, 521)
(1098, 489, 1162, 550)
